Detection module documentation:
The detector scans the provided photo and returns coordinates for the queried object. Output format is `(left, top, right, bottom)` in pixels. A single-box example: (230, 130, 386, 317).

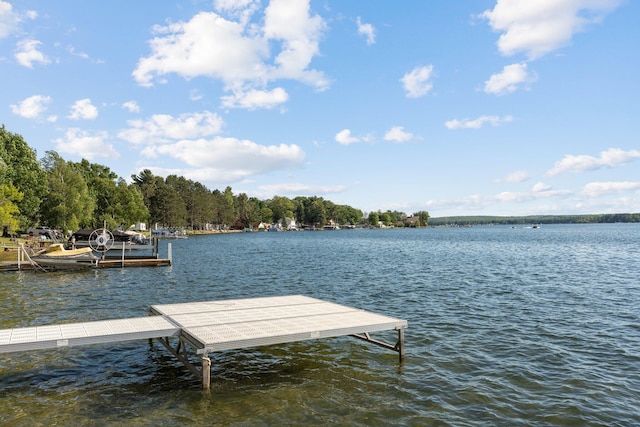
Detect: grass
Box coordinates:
(0, 236, 42, 262)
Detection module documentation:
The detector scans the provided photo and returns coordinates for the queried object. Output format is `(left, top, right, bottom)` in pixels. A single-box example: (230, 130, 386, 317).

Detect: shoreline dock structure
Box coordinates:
(0, 295, 407, 389)
(0, 240, 172, 271)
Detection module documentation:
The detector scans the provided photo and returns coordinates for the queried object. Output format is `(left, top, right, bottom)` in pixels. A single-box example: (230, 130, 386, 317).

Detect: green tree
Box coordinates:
(111, 179, 149, 227)
(269, 196, 295, 223)
(246, 197, 263, 225)
(368, 211, 379, 227)
(260, 206, 274, 224)
(308, 197, 326, 226)
(149, 180, 187, 227)
(293, 197, 307, 224)
(0, 125, 47, 228)
(0, 177, 23, 235)
(380, 212, 392, 226)
(234, 193, 263, 229)
(220, 186, 236, 227)
(414, 210, 430, 226)
(40, 151, 95, 233)
(188, 181, 214, 229)
(132, 169, 158, 207)
(72, 159, 149, 229)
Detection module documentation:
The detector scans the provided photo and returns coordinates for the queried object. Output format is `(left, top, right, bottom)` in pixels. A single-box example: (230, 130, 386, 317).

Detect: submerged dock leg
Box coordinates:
(202, 356, 211, 390)
(397, 328, 405, 362)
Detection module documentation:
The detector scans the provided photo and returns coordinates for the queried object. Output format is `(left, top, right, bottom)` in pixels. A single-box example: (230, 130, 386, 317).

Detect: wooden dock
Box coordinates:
(0, 295, 407, 389)
(97, 256, 171, 268)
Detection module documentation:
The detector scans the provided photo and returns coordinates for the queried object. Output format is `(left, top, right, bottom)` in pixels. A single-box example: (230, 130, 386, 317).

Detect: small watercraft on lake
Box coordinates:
(31, 243, 99, 269)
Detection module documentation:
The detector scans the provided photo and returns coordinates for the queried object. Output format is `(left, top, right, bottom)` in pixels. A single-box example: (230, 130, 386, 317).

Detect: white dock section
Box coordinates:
(150, 295, 406, 354)
(0, 316, 180, 353)
(150, 295, 407, 389)
(0, 295, 407, 390)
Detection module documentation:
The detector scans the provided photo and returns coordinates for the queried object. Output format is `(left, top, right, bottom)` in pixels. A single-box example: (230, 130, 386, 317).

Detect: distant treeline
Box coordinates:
(429, 213, 640, 226)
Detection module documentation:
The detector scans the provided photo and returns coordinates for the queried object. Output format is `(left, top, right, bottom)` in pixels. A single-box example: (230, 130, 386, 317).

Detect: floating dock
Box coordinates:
(0, 295, 407, 389)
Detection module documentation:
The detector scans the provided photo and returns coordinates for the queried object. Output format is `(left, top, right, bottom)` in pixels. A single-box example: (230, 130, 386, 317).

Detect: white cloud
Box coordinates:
(189, 90, 203, 101)
(482, 0, 621, 60)
(122, 101, 140, 113)
(335, 129, 361, 145)
(264, 0, 327, 83)
(257, 182, 347, 196)
(118, 111, 224, 144)
(142, 137, 305, 183)
(68, 99, 98, 120)
(0, 1, 19, 38)
(66, 45, 89, 60)
(445, 115, 513, 129)
(484, 63, 535, 95)
(357, 16, 376, 45)
(54, 128, 120, 160)
(581, 181, 640, 197)
(532, 182, 552, 192)
(133, 12, 264, 87)
(384, 126, 413, 143)
(424, 186, 572, 213)
(496, 170, 529, 183)
(547, 148, 640, 176)
(133, 1, 329, 109)
(220, 87, 288, 109)
(14, 39, 50, 68)
(65, 45, 103, 63)
(10, 95, 51, 119)
(401, 65, 434, 98)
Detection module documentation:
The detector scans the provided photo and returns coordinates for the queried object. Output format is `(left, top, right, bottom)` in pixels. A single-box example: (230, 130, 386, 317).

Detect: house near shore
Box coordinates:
(404, 216, 421, 228)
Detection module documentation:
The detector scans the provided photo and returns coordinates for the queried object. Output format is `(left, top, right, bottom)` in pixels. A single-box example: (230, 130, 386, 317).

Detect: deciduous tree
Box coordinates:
(40, 151, 95, 233)
(0, 125, 47, 228)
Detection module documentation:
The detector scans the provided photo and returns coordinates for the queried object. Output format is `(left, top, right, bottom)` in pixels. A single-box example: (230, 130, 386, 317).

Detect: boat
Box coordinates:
(31, 243, 99, 270)
(69, 229, 153, 251)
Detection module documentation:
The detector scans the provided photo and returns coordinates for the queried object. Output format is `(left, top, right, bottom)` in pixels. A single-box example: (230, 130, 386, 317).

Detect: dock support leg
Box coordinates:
(397, 328, 405, 362)
(202, 356, 211, 390)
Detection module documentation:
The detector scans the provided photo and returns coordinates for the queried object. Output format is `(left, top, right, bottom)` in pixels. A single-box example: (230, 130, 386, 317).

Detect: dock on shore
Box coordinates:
(0, 295, 407, 389)
(0, 242, 172, 271)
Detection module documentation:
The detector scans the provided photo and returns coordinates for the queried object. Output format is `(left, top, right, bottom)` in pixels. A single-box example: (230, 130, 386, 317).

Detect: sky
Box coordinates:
(1, 0, 639, 218)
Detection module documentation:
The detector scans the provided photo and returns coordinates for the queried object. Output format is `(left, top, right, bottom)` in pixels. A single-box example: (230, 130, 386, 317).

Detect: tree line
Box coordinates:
(428, 214, 640, 226)
(1, 125, 430, 235)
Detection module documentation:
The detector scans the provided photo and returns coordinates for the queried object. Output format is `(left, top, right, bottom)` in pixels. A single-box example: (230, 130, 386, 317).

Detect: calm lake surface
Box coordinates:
(1, 224, 639, 426)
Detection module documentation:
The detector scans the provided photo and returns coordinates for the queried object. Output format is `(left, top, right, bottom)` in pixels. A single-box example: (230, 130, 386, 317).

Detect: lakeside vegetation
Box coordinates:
(429, 213, 640, 226)
(2, 125, 429, 234)
(2, 125, 637, 235)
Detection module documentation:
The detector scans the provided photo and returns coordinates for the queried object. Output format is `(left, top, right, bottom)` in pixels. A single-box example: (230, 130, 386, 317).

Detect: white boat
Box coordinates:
(31, 244, 99, 270)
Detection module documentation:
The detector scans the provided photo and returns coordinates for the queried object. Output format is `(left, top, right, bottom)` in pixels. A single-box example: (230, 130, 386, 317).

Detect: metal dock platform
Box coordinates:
(0, 295, 407, 389)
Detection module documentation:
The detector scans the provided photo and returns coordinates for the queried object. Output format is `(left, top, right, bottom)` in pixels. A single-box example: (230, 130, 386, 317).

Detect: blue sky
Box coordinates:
(2, 0, 638, 217)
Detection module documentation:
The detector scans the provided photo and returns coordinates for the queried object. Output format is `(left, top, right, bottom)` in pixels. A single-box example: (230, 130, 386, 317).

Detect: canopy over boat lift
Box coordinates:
(0, 295, 407, 389)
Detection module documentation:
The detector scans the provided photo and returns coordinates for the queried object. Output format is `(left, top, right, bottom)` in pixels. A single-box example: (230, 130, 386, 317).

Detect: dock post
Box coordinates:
(397, 328, 405, 362)
(202, 356, 211, 390)
(168, 243, 172, 264)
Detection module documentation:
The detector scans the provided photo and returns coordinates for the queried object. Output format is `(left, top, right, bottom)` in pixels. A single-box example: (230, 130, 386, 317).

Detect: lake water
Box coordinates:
(1, 224, 639, 426)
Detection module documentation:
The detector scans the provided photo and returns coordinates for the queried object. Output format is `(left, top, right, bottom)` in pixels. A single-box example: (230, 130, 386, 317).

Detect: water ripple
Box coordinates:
(1, 224, 639, 425)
